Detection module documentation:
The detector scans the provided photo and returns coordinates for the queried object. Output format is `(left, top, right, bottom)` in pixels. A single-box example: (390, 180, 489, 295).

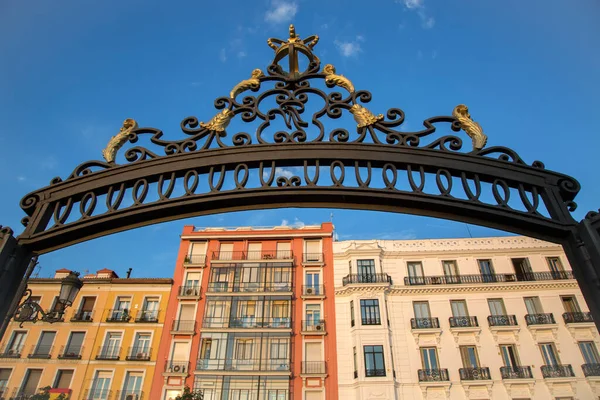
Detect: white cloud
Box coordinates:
(356, 34, 365, 42)
(399, 0, 435, 29)
(263, 167, 296, 180)
(334, 39, 362, 57)
(419, 11, 435, 29)
(281, 217, 305, 228)
(237, 51, 247, 58)
(376, 229, 417, 240)
(281, 219, 289, 226)
(400, 0, 424, 9)
(17, 176, 26, 182)
(219, 48, 227, 63)
(265, 0, 298, 23)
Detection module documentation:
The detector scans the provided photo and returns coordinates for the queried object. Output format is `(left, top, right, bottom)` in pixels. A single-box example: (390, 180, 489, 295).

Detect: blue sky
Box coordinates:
(1, 0, 599, 278)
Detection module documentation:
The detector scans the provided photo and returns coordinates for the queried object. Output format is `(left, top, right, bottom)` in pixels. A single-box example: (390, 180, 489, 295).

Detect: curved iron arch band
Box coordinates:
(18, 143, 578, 254)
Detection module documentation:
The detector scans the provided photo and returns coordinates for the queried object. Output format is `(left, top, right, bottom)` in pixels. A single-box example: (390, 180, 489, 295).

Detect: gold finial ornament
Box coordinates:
(102, 118, 138, 163)
(200, 109, 234, 132)
(323, 64, 355, 93)
(230, 69, 265, 99)
(350, 104, 383, 128)
(267, 24, 320, 76)
(452, 104, 488, 151)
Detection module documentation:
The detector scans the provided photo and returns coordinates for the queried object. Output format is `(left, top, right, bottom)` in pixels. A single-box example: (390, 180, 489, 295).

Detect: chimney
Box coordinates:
(126, 268, 132, 278)
(54, 269, 72, 279)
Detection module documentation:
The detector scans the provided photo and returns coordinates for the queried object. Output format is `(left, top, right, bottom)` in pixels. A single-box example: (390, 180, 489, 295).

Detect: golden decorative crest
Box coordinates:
(267, 24, 320, 76)
(452, 104, 488, 151)
(200, 109, 234, 132)
(323, 64, 354, 93)
(230, 69, 265, 99)
(102, 119, 138, 163)
(350, 104, 383, 128)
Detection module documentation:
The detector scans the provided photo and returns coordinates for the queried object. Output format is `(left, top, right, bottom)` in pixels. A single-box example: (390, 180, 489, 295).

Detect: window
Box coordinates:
(350, 300, 355, 327)
(122, 372, 143, 397)
(459, 346, 480, 368)
(269, 338, 288, 360)
(6, 331, 26, 355)
(358, 260, 376, 280)
(0, 369, 11, 395)
(185, 272, 201, 288)
(34, 331, 56, 356)
(488, 299, 506, 316)
(547, 257, 564, 275)
(218, 243, 234, 260)
(512, 258, 533, 281)
(199, 338, 213, 360)
(360, 299, 381, 325)
(353, 347, 358, 378)
(53, 369, 73, 389)
(413, 302, 431, 319)
(561, 296, 580, 313)
(500, 345, 520, 368)
(65, 332, 85, 357)
(306, 304, 321, 325)
(50, 296, 66, 314)
(276, 242, 291, 259)
(305, 272, 320, 294)
(78, 297, 96, 320)
(443, 261, 460, 283)
(304, 240, 322, 261)
(451, 300, 469, 317)
(133, 333, 151, 356)
(20, 369, 42, 396)
(478, 260, 496, 282)
(524, 297, 543, 314)
(579, 342, 600, 364)
(141, 297, 159, 321)
(364, 345, 386, 377)
(420, 347, 439, 370)
(112, 297, 131, 320)
(407, 262, 424, 284)
(247, 242, 262, 260)
(102, 332, 122, 358)
(235, 339, 253, 359)
(90, 370, 112, 400)
(539, 343, 560, 366)
(189, 241, 207, 260)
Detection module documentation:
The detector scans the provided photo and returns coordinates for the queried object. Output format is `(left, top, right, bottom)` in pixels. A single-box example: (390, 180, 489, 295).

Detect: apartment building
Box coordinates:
(150, 223, 338, 400)
(0, 268, 172, 400)
(333, 237, 599, 400)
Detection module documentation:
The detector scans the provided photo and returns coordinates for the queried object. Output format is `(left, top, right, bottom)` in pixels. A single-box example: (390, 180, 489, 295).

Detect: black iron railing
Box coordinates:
(541, 364, 574, 378)
(515, 271, 574, 281)
(212, 250, 293, 261)
(303, 253, 324, 263)
(135, 310, 160, 323)
(165, 360, 188, 374)
(116, 390, 144, 400)
(0, 345, 22, 358)
(582, 363, 600, 377)
(195, 358, 290, 371)
(525, 313, 555, 325)
(342, 273, 391, 286)
(500, 366, 533, 379)
(488, 315, 518, 327)
(58, 344, 83, 359)
(449, 316, 478, 328)
(202, 316, 291, 329)
(459, 367, 491, 380)
(563, 312, 594, 323)
(106, 309, 131, 322)
(302, 319, 326, 332)
(83, 389, 112, 400)
(411, 317, 440, 329)
(96, 345, 121, 360)
(302, 285, 324, 296)
(302, 361, 326, 374)
(126, 346, 152, 361)
(70, 310, 94, 322)
(418, 368, 449, 381)
(184, 254, 206, 265)
(405, 273, 514, 285)
(171, 320, 196, 332)
(178, 285, 201, 297)
(28, 345, 52, 359)
(365, 368, 386, 377)
(206, 281, 293, 293)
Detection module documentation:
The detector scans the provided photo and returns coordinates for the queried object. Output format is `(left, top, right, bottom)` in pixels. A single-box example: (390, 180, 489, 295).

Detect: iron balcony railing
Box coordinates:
(135, 310, 160, 323)
(459, 367, 491, 380)
(303, 253, 324, 263)
(541, 364, 574, 378)
(418, 368, 450, 382)
(165, 360, 189, 374)
(178, 285, 201, 297)
(28, 345, 53, 359)
(449, 316, 478, 328)
(196, 358, 291, 372)
(582, 363, 600, 377)
(106, 309, 131, 322)
(302, 285, 324, 296)
(302, 361, 326, 375)
(0, 345, 22, 358)
(83, 389, 113, 400)
(405, 273, 514, 285)
(96, 346, 121, 360)
(206, 281, 293, 293)
(500, 366, 533, 379)
(342, 273, 391, 286)
(58, 345, 83, 359)
(70, 310, 94, 322)
(202, 316, 292, 329)
(184, 254, 206, 265)
(362, 316, 381, 325)
(171, 319, 196, 332)
(126, 346, 152, 361)
(116, 390, 144, 400)
(525, 313, 555, 325)
(302, 319, 326, 332)
(563, 311, 594, 323)
(488, 315, 518, 327)
(411, 317, 440, 329)
(515, 271, 574, 281)
(211, 250, 294, 261)
(365, 368, 386, 377)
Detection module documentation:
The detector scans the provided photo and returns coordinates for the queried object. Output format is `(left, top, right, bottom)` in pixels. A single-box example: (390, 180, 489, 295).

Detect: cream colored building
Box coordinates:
(334, 236, 600, 400)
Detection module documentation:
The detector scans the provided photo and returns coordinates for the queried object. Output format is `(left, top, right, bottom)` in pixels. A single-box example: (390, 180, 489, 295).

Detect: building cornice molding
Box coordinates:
(182, 232, 331, 240)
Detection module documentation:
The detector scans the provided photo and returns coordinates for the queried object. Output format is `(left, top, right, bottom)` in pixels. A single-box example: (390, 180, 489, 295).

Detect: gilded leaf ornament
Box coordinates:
(200, 109, 234, 132)
(452, 104, 488, 151)
(102, 118, 138, 163)
(230, 69, 265, 99)
(323, 64, 354, 93)
(350, 104, 383, 128)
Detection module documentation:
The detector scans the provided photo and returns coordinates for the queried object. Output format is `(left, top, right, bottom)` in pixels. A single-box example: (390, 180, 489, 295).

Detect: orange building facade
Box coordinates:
(150, 223, 339, 400)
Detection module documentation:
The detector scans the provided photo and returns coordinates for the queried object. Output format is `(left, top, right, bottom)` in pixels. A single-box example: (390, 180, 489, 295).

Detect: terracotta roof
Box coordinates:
(55, 268, 72, 273)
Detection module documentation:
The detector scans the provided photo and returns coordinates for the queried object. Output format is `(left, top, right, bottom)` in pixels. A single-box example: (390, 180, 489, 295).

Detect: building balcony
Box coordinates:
(211, 250, 294, 262)
(515, 271, 574, 281)
(582, 363, 600, 377)
(418, 369, 449, 382)
(301, 361, 327, 376)
(105, 309, 132, 323)
(206, 281, 292, 294)
(500, 366, 533, 379)
(171, 319, 196, 335)
(459, 367, 491, 380)
(411, 317, 440, 329)
(178, 285, 202, 299)
(301, 319, 326, 334)
(95, 346, 121, 360)
(116, 390, 144, 400)
(125, 346, 152, 361)
(405, 273, 515, 285)
(525, 313, 555, 325)
(563, 311, 594, 324)
(342, 273, 391, 286)
(195, 358, 291, 372)
(57, 345, 83, 360)
(0, 345, 22, 358)
(488, 315, 518, 327)
(449, 316, 478, 328)
(184, 254, 206, 267)
(70, 310, 94, 322)
(164, 360, 189, 375)
(365, 368, 386, 377)
(135, 310, 160, 323)
(28, 345, 53, 359)
(202, 317, 292, 329)
(302, 253, 324, 265)
(83, 389, 113, 400)
(541, 364, 574, 378)
(301, 285, 324, 297)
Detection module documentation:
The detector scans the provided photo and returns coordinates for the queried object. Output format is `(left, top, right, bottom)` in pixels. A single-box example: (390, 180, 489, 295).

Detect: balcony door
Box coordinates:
(20, 369, 42, 396)
(358, 260, 376, 282)
(247, 242, 262, 260)
(133, 333, 151, 357)
(459, 346, 480, 368)
(478, 260, 496, 282)
(561, 296, 580, 313)
(90, 371, 111, 400)
(305, 272, 320, 294)
(420, 347, 439, 370)
(407, 262, 424, 284)
(113, 297, 131, 320)
(579, 342, 600, 364)
(500, 345, 520, 368)
(78, 297, 95, 320)
(103, 333, 121, 358)
(524, 297, 543, 314)
(276, 242, 291, 259)
(306, 304, 321, 326)
(218, 243, 234, 260)
(35, 331, 56, 356)
(540, 343, 560, 366)
(142, 297, 159, 320)
(122, 372, 143, 397)
(488, 299, 506, 316)
(451, 300, 469, 317)
(304, 240, 322, 261)
(443, 261, 460, 283)
(65, 332, 85, 357)
(512, 258, 533, 281)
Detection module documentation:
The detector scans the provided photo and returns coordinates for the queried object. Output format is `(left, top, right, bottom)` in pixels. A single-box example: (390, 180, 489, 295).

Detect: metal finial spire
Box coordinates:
(267, 24, 320, 77)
